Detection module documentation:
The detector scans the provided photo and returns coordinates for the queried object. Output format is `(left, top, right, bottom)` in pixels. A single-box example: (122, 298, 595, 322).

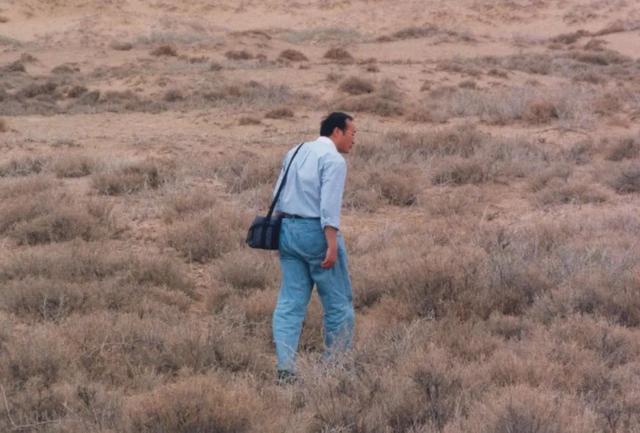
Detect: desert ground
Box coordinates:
(1, 0, 640, 432)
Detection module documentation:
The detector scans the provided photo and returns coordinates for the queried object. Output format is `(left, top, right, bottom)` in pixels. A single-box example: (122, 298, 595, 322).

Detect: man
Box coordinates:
(272, 112, 356, 382)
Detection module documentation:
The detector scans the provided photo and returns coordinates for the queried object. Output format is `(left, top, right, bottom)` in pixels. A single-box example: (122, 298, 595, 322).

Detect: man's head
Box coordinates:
(320, 112, 356, 154)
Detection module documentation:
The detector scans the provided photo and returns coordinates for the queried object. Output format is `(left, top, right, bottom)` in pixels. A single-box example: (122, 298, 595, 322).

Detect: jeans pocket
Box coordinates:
(297, 229, 327, 259)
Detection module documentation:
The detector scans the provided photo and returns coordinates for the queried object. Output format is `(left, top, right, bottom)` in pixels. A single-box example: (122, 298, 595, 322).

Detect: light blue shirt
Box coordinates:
(273, 136, 347, 230)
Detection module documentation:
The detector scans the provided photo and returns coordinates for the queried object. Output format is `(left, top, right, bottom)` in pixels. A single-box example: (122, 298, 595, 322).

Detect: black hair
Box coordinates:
(320, 112, 353, 137)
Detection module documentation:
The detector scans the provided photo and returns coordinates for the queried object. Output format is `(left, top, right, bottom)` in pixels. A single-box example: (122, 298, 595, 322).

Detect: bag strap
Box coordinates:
(266, 142, 304, 219)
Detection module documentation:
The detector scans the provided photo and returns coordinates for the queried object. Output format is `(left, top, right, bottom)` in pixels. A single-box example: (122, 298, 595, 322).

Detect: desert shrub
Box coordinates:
(534, 178, 608, 206)
(162, 187, 216, 222)
(51, 152, 94, 177)
(127, 256, 195, 296)
(150, 45, 177, 56)
(67, 85, 88, 98)
(199, 81, 300, 109)
(461, 385, 597, 433)
(522, 99, 559, 124)
(568, 49, 630, 66)
(51, 63, 79, 74)
(0, 156, 46, 177)
(528, 164, 573, 192)
(213, 150, 280, 193)
(431, 157, 487, 185)
(339, 76, 375, 95)
(278, 49, 308, 61)
(604, 136, 640, 161)
(337, 79, 403, 117)
(125, 374, 263, 433)
(225, 50, 253, 60)
(608, 164, 640, 194)
(0, 176, 55, 200)
(2, 60, 25, 73)
(92, 160, 173, 195)
(238, 116, 261, 125)
(110, 40, 133, 50)
(17, 81, 58, 99)
(323, 47, 354, 62)
(551, 29, 590, 44)
(265, 107, 294, 119)
(166, 209, 246, 263)
(423, 185, 484, 217)
(163, 88, 184, 102)
(373, 172, 420, 206)
(216, 249, 279, 291)
(0, 117, 6, 132)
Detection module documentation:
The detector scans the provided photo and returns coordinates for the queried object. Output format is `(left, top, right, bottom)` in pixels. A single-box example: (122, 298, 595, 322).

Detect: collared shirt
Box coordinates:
(273, 136, 347, 230)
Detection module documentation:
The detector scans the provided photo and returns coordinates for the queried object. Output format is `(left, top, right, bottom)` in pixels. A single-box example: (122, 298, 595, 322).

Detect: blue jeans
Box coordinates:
(273, 218, 354, 372)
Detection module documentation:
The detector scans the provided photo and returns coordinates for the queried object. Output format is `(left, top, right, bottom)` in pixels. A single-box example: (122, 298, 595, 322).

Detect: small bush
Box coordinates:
(0, 117, 6, 132)
(431, 157, 486, 185)
(214, 151, 280, 193)
(110, 40, 133, 51)
(238, 116, 261, 125)
(2, 60, 25, 73)
(225, 50, 253, 60)
(374, 172, 420, 206)
(324, 47, 354, 62)
(126, 375, 262, 433)
(278, 49, 308, 62)
(92, 160, 173, 195)
(52, 153, 94, 178)
(51, 63, 79, 74)
(265, 107, 294, 119)
(609, 164, 640, 194)
(150, 45, 177, 56)
(522, 99, 559, 124)
(162, 187, 216, 222)
(605, 136, 640, 161)
(0, 156, 46, 177)
(209, 61, 223, 71)
(217, 249, 279, 291)
(67, 85, 88, 98)
(534, 178, 608, 206)
(163, 88, 184, 102)
(339, 76, 375, 95)
(337, 79, 404, 117)
(166, 210, 245, 263)
(18, 81, 58, 98)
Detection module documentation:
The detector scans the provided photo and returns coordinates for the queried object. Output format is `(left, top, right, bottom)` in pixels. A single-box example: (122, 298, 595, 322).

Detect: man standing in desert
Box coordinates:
(272, 112, 356, 383)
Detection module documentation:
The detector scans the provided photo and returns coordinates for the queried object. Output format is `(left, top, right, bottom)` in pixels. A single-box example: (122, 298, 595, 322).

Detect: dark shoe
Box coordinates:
(277, 369, 297, 385)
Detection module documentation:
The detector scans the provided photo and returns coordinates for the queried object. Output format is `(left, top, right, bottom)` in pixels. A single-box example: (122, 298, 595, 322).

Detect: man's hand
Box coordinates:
(321, 226, 338, 269)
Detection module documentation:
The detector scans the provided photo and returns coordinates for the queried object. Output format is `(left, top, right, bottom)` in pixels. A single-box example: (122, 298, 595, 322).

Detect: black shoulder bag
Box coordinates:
(246, 143, 304, 250)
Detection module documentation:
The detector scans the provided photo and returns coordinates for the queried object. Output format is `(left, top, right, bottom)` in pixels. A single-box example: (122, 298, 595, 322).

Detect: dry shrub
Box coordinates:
(150, 45, 177, 56)
(110, 40, 133, 51)
(461, 385, 598, 433)
(126, 374, 263, 433)
(0, 15, 8, 23)
(0, 175, 55, 200)
(163, 88, 183, 102)
(528, 164, 572, 192)
(2, 60, 25, 73)
(423, 185, 484, 217)
(278, 49, 308, 62)
(604, 136, 640, 161)
(51, 152, 94, 177)
(238, 116, 261, 125)
(0, 156, 46, 177)
(534, 178, 609, 207)
(608, 164, 640, 194)
(67, 85, 88, 98)
(214, 150, 280, 193)
(323, 47, 354, 62)
(92, 160, 173, 195)
(431, 157, 487, 186)
(18, 81, 58, 98)
(0, 117, 7, 132)
(216, 249, 279, 291)
(339, 76, 375, 95)
(522, 99, 559, 124)
(551, 29, 590, 44)
(166, 208, 246, 263)
(51, 63, 79, 74)
(568, 49, 630, 66)
(162, 187, 216, 222)
(593, 92, 622, 115)
(225, 50, 253, 60)
(265, 107, 294, 119)
(209, 61, 223, 71)
(373, 172, 420, 206)
(337, 79, 403, 117)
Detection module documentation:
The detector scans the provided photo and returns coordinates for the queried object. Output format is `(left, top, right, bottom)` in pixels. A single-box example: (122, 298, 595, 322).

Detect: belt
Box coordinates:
(282, 213, 319, 220)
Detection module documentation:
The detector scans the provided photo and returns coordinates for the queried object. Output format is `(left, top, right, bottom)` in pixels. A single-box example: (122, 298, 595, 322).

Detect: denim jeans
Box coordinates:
(272, 218, 354, 372)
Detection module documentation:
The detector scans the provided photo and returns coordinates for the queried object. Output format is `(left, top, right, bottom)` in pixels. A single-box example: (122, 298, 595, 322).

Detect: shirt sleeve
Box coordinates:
(319, 154, 347, 230)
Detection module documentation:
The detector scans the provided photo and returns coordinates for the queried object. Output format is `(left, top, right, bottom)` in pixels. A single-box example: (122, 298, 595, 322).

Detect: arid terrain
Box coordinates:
(1, 0, 640, 432)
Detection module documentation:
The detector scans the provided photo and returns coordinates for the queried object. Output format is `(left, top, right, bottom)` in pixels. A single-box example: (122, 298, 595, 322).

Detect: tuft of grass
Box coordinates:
(225, 50, 253, 60)
(264, 107, 294, 119)
(217, 249, 279, 291)
(166, 209, 246, 263)
(0, 156, 46, 177)
(604, 136, 640, 161)
(0, 117, 6, 132)
(324, 47, 354, 62)
(150, 45, 177, 56)
(609, 164, 640, 194)
(92, 160, 173, 195)
(339, 76, 375, 95)
(110, 40, 133, 51)
(337, 79, 404, 117)
(278, 49, 308, 62)
(238, 116, 261, 125)
(52, 153, 94, 178)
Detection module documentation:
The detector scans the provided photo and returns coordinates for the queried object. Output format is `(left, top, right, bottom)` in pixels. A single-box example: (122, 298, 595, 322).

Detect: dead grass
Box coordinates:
(339, 76, 375, 95)
(51, 152, 94, 178)
(264, 107, 294, 119)
(608, 164, 640, 194)
(92, 160, 174, 195)
(166, 208, 247, 263)
(604, 135, 640, 161)
(0, 156, 46, 177)
(150, 45, 177, 56)
(323, 47, 354, 62)
(278, 49, 308, 62)
(225, 50, 253, 60)
(337, 79, 404, 117)
(110, 40, 133, 51)
(0, 117, 6, 132)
